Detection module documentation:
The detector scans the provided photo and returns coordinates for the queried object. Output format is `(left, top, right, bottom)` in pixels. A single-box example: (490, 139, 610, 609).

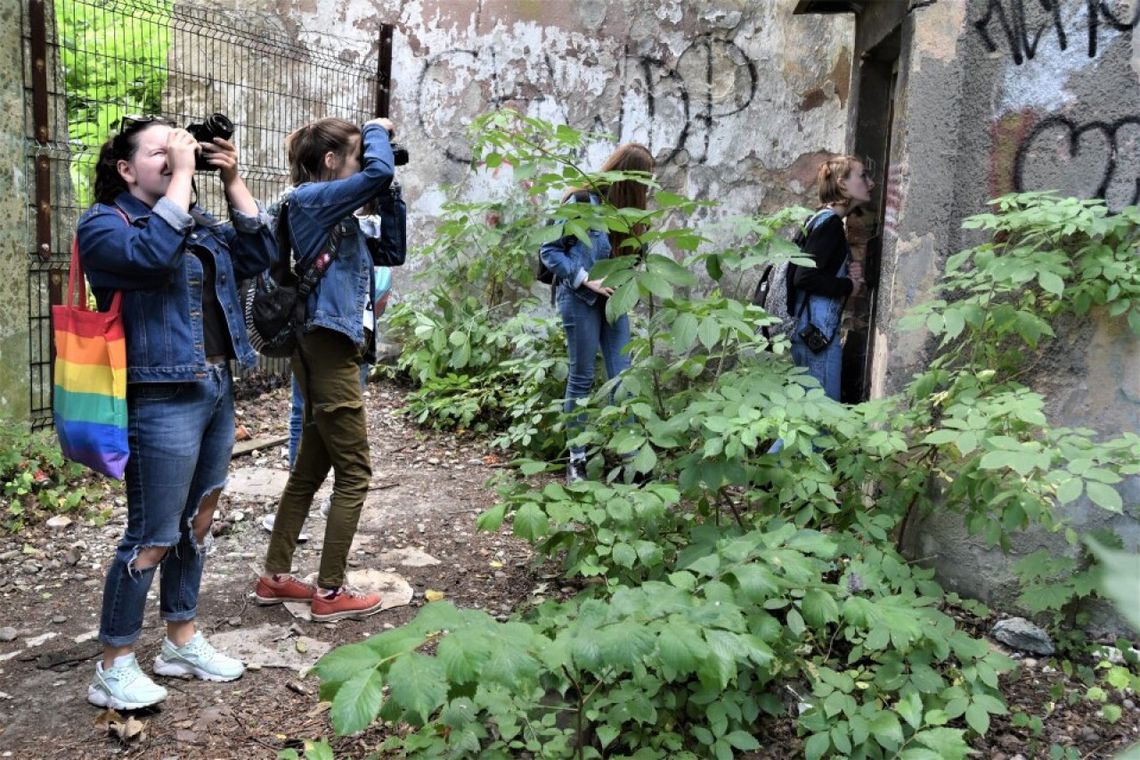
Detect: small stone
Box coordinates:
(1022, 657, 1037, 668)
(51, 615, 67, 624)
(416, 523, 425, 534)
(0, 627, 17, 642)
(228, 617, 242, 627)
(0, 551, 19, 562)
(1123, 698, 1136, 711)
(46, 515, 73, 529)
(230, 510, 246, 522)
(1079, 727, 1100, 743)
(427, 458, 440, 465)
(991, 617, 1055, 655)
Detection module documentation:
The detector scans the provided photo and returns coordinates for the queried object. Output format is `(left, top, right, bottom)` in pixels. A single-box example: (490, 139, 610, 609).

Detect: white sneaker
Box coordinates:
(260, 513, 308, 542)
(88, 654, 168, 710)
(153, 633, 244, 682)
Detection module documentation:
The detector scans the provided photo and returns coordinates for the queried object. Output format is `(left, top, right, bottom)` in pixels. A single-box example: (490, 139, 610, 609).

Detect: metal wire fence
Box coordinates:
(23, 0, 379, 425)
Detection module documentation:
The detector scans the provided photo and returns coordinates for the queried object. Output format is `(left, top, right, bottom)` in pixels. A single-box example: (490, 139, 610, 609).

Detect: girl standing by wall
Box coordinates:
(79, 116, 275, 709)
(538, 143, 655, 483)
(789, 155, 872, 401)
(254, 116, 396, 622)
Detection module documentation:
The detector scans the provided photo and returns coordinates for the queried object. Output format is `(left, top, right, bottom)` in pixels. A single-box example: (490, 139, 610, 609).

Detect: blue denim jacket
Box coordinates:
(77, 191, 276, 382)
(538, 193, 612, 307)
(288, 123, 395, 346)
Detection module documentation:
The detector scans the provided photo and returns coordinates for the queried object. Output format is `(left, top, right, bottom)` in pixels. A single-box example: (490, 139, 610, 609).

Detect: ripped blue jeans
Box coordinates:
(98, 364, 233, 647)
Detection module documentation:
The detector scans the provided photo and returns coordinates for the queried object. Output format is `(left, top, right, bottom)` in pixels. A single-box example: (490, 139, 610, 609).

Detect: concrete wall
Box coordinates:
(0, 0, 31, 421)
(233, 0, 855, 271)
(870, 0, 1140, 614)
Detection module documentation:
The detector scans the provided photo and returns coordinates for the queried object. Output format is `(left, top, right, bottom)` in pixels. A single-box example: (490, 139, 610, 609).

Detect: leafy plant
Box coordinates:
(312, 115, 1140, 759)
(0, 420, 105, 531)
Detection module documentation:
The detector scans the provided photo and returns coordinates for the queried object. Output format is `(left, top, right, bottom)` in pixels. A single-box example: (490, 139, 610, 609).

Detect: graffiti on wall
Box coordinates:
(414, 32, 758, 165)
(1013, 114, 1140, 209)
(974, 0, 1140, 65)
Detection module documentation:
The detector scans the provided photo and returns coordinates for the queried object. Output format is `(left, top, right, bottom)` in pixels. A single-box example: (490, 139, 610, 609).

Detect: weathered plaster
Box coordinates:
(0, 0, 31, 421)
(880, 0, 1140, 621)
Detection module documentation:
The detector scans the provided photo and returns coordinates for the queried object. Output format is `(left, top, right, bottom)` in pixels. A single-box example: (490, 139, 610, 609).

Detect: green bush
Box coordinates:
(309, 112, 1140, 759)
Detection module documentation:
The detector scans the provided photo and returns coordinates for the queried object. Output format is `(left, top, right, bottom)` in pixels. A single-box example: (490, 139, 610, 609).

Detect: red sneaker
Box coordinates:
(254, 574, 317, 605)
(311, 586, 384, 622)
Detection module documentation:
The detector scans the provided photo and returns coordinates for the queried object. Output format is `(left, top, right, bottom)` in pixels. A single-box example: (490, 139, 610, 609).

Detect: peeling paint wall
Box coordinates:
(212, 0, 854, 265)
(876, 0, 1140, 618)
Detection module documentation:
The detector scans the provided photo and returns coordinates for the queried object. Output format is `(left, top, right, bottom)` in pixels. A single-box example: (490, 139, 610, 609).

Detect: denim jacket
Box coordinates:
(77, 192, 276, 382)
(287, 123, 395, 346)
(538, 193, 612, 307)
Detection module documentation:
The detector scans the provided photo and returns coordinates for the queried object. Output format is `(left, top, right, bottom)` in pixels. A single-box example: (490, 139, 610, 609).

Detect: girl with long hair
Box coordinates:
(538, 142, 655, 483)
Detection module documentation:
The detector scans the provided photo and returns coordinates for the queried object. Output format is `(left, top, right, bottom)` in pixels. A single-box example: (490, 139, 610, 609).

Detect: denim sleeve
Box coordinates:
(77, 200, 189, 290)
(225, 201, 278, 281)
(539, 223, 589, 287)
(290, 125, 395, 267)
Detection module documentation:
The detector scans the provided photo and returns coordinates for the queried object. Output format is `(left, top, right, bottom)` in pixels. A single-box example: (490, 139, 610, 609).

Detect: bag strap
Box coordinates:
(793, 208, 842, 321)
(69, 207, 129, 313)
(296, 218, 348, 298)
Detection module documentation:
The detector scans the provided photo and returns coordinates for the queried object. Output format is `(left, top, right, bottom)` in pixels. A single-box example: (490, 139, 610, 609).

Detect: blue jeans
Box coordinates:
(99, 364, 233, 646)
(558, 290, 630, 458)
(289, 363, 369, 469)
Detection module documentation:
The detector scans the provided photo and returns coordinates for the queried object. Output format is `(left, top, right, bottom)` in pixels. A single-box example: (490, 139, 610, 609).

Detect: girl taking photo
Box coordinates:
(254, 116, 397, 622)
(789, 155, 873, 401)
(79, 115, 275, 709)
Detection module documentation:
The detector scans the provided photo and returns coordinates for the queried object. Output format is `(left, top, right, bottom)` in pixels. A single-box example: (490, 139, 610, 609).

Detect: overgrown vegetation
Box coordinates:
(0, 421, 106, 532)
(56, 0, 172, 207)
(287, 112, 1140, 758)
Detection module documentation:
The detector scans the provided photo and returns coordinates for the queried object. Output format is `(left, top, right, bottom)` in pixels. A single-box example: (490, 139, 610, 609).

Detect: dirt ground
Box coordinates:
(0, 379, 1137, 759)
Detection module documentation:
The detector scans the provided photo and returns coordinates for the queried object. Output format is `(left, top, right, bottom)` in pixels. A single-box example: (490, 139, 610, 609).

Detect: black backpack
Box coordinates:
(241, 201, 345, 358)
(751, 208, 835, 342)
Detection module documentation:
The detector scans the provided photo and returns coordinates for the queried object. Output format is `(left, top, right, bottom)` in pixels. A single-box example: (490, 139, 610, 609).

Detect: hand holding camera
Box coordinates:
(185, 113, 235, 171)
(363, 117, 409, 166)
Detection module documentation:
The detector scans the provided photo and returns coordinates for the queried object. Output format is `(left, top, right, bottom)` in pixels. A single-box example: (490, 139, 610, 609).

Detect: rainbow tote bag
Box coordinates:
(52, 237, 129, 479)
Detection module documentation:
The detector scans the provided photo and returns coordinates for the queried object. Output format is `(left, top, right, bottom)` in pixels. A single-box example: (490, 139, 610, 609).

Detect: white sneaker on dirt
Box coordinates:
(153, 632, 244, 682)
(88, 654, 168, 710)
(260, 513, 309, 542)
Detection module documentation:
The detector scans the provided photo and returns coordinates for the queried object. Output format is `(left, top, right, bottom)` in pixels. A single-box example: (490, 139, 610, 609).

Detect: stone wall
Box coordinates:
(872, 0, 1140, 616)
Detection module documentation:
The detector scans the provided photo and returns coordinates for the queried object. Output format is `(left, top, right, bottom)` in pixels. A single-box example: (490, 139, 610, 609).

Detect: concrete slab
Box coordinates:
(226, 467, 289, 499)
(207, 623, 332, 671)
(377, 547, 441, 567)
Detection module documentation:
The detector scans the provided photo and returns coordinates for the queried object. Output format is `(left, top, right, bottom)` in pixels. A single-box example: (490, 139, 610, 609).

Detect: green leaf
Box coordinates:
(673, 313, 699, 352)
(330, 667, 383, 735)
(698, 317, 721, 350)
(801, 588, 840, 627)
(868, 710, 903, 746)
(1038, 270, 1065, 296)
(512, 502, 550, 540)
(612, 542, 637, 568)
(725, 730, 760, 750)
(1086, 481, 1122, 512)
(965, 702, 990, 735)
(897, 691, 923, 729)
(804, 731, 830, 760)
(914, 727, 970, 757)
(1087, 538, 1140, 631)
(607, 279, 639, 323)
(596, 724, 620, 749)
(387, 652, 448, 724)
(315, 642, 384, 696)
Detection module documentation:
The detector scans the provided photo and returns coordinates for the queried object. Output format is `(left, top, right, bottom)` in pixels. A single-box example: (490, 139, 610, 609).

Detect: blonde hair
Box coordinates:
(817, 155, 864, 206)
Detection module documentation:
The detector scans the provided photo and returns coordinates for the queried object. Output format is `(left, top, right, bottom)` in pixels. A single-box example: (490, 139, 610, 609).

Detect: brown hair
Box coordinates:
(817, 154, 864, 206)
(92, 117, 173, 205)
(570, 143, 655, 255)
(285, 117, 361, 185)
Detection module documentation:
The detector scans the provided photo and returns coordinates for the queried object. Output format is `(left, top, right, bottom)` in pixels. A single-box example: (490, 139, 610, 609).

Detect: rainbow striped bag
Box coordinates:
(52, 238, 129, 479)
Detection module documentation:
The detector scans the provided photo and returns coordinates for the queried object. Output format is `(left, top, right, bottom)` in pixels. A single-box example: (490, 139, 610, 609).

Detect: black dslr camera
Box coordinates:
(391, 142, 409, 166)
(185, 113, 234, 170)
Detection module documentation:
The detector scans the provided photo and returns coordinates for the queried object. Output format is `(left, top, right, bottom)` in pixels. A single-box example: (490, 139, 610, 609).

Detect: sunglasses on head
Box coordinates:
(112, 114, 169, 156)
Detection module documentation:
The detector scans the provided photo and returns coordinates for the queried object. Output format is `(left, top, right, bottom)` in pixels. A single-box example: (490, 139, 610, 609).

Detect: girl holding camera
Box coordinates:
(79, 116, 275, 709)
(789, 155, 873, 401)
(254, 116, 396, 621)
